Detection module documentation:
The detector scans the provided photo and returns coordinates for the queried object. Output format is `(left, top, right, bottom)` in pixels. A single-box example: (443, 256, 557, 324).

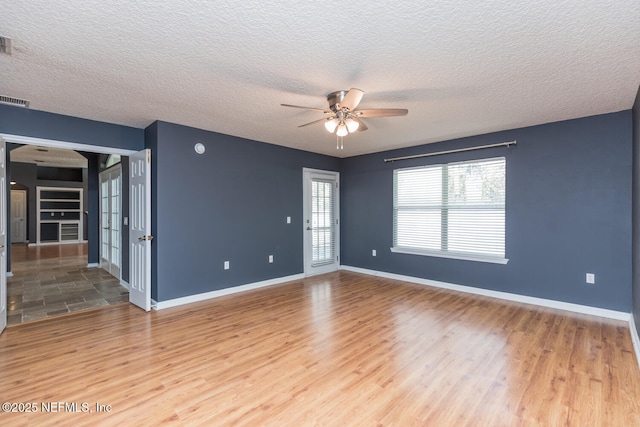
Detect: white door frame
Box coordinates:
(99, 164, 122, 279)
(302, 168, 340, 276)
(10, 189, 27, 243)
(0, 133, 151, 316)
(0, 139, 6, 334)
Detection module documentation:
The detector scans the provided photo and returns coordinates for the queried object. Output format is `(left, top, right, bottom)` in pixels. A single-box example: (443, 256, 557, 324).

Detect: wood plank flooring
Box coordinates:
(1, 270, 639, 426)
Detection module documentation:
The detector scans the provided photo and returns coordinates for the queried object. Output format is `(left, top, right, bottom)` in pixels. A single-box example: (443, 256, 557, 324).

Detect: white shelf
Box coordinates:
(37, 186, 83, 245)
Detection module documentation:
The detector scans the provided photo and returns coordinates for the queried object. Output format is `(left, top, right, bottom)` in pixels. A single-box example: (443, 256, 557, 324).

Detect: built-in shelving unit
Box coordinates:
(37, 187, 83, 244)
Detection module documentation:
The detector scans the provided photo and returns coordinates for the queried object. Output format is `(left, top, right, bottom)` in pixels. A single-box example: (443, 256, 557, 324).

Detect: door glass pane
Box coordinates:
(101, 179, 110, 260)
(111, 175, 120, 267)
(311, 180, 334, 265)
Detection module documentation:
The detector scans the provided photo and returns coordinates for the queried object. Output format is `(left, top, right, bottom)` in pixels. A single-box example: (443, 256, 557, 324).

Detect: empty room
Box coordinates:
(1, 1, 640, 426)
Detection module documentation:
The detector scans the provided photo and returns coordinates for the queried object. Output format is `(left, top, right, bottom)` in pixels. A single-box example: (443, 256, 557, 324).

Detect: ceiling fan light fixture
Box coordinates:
(281, 88, 408, 149)
(324, 118, 339, 133)
(345, 118, 359, 133)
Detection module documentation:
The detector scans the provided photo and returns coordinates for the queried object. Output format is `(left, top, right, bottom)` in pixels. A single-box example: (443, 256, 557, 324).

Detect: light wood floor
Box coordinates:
(1, 271, 639, 426)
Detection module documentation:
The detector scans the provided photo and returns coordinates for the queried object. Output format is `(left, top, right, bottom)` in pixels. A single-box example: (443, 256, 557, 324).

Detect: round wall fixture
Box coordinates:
(194, 143, 206, 154)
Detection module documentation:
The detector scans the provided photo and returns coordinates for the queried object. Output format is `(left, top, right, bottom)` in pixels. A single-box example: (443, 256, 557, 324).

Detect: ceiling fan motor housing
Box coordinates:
(327, 90, 348, 112)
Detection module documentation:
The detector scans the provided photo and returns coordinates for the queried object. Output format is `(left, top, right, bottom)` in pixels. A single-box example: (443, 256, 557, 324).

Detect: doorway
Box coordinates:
(303, 168, 340, 276)
(0, 133, 152, 334)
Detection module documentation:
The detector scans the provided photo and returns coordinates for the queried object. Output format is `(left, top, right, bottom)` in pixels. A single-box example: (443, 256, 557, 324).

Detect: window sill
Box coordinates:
(390, 247, 509, 264)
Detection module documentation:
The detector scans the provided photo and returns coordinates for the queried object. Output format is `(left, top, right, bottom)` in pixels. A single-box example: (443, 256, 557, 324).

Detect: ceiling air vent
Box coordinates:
(0, 36, 11, 54)
(0, 95, 30, 108)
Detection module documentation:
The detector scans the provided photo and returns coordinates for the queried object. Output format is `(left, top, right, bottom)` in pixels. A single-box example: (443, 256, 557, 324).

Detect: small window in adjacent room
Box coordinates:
(105, 154, 121, 168)
(392, 156, 508, 264)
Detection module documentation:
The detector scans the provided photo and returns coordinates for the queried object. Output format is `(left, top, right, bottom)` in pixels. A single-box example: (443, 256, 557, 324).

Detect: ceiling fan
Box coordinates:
(281, 88, 408, 149)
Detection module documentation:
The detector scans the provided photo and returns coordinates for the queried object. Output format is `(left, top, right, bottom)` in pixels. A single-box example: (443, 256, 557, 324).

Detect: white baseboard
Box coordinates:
(340, 265, 630, 321)
(35, 241, 85, 246)
(120, 279, 129, 290)
(630, 314, 640, 371)
(86, 262, 99, 268)
(154, 273, 305, 310)
(6, 271, 13, 277)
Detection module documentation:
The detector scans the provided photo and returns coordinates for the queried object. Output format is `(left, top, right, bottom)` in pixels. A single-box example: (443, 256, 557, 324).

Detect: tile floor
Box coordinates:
(7, 243, 129, 326)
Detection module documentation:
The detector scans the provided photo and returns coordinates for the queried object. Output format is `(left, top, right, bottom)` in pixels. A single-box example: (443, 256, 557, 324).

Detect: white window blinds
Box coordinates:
(393, 157, 506, 263)
(311, 179, 335, 266)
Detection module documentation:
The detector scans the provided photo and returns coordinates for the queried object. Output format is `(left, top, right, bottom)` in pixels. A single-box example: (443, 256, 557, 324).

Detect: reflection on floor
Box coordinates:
(7, 243, 129, 326)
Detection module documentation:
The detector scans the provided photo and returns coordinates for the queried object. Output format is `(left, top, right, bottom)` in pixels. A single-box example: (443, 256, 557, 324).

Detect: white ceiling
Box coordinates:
(0, 1, 639, 158)
(10, 145, 87, 168)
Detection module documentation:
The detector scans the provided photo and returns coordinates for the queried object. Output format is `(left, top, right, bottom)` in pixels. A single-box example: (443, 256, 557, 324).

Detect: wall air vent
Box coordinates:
(0, 95, 30, 108)
(0, 36, 11, 54)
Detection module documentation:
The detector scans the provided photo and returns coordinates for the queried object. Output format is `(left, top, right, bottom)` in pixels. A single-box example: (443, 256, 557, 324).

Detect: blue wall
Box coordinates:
(341, 111, 632, 312)
(1, 103, 635, 313)
(146, 121, 340, 302)
(633, 86, 640, 329)
(0, 104, 143, 151)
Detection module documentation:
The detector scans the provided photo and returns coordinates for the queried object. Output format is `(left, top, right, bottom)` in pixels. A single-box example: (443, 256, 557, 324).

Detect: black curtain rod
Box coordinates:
(383, 140, 517, 163)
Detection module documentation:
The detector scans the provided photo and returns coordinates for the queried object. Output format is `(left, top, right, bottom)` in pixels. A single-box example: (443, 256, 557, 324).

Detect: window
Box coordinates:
(311, 179, 336, 265)
(392, 157, 507, 264)
(105, 154, 121, 168)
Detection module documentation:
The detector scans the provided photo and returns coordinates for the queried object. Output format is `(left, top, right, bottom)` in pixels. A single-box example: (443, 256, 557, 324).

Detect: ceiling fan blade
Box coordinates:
(281, 103, 331, 113)
(356, 108, 408, 118)
(351, 116, 368, 131)
(298, 117, 331, 128)
(340, 88, 364, 111)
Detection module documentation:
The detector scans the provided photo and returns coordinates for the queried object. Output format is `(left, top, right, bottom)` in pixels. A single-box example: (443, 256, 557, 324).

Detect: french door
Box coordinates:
(129, 149, 151, 311)
(303, 168, 340, 276)
(99, 165, 121, 278)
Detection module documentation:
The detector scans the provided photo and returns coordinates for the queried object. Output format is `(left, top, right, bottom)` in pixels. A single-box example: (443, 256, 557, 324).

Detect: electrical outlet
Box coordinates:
(269, 255, 273, 263)
(224, 261, 230, 270)
(372, 249, 377, 256)
(286, 216, 291, 224)
(586, 273, 595, 284)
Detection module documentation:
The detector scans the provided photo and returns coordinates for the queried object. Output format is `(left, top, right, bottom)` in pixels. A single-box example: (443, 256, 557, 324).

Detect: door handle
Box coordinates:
(306, 227, 312, 230)
(138, 235, 154, 241)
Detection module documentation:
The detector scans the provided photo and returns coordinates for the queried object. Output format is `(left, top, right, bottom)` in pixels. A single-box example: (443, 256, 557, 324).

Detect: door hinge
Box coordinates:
(337, 255, 339, 261)
(336, 219, 339, 225)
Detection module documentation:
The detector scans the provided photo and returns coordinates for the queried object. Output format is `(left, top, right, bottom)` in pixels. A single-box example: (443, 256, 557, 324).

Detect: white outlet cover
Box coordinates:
(286, 216, 291, 224)
(586, 273, 595, 284)
(269, 255, 273, 263)
(372, 249, 377, 256)
(224, 261, 229, 270)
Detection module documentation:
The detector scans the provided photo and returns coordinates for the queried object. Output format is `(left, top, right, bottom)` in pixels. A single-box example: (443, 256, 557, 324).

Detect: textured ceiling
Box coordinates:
(10, 145, 87, 168)
(0, 1, 639, 158)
